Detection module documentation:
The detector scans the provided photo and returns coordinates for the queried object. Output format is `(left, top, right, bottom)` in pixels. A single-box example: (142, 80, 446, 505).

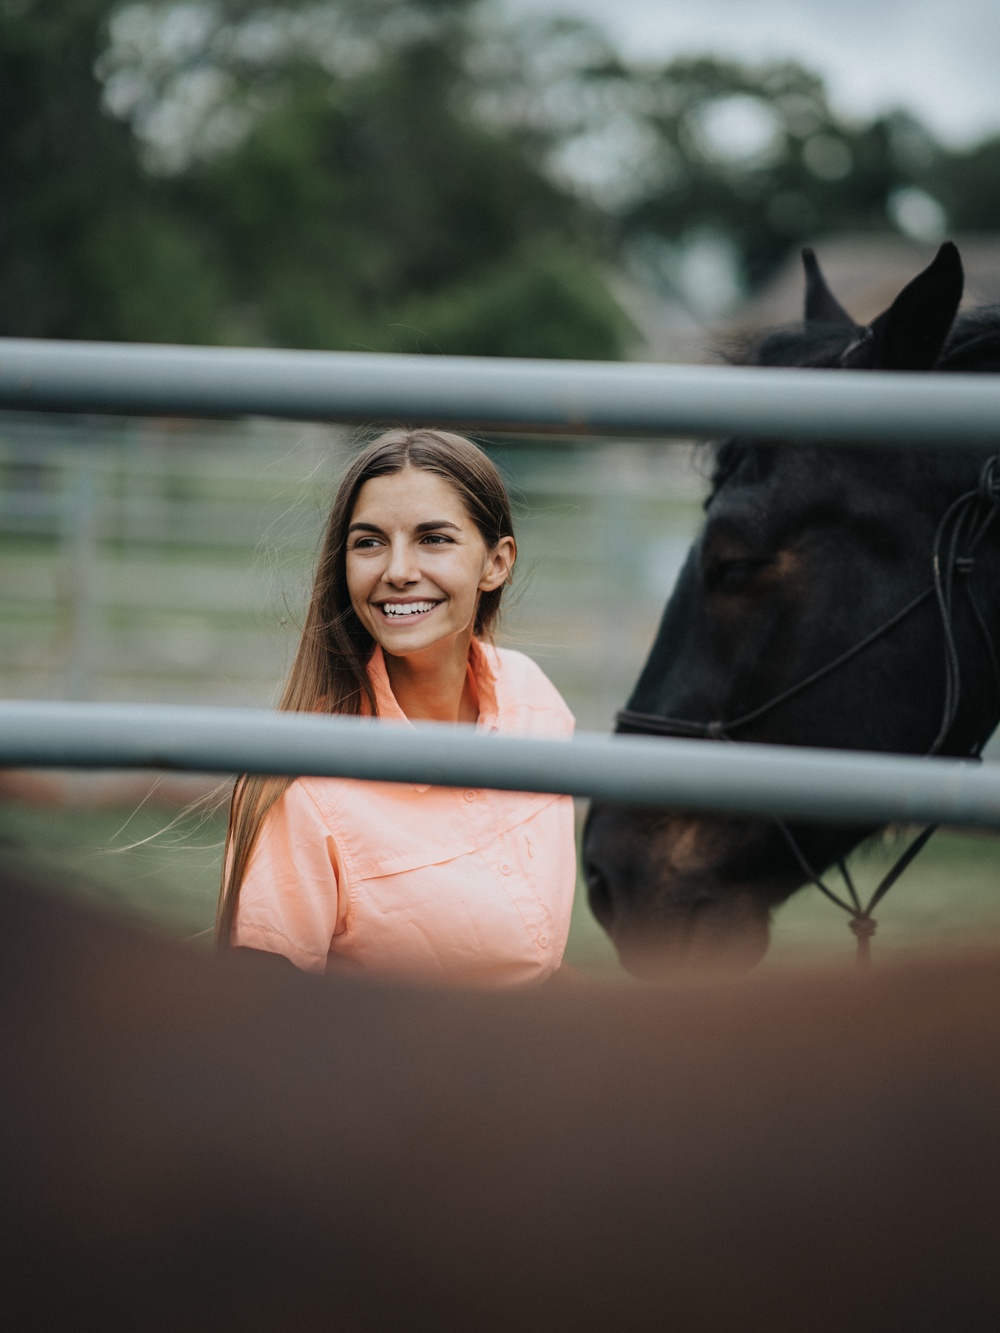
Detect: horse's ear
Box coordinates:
(867, 242, 964, 370)
(802, 248, 856, 329)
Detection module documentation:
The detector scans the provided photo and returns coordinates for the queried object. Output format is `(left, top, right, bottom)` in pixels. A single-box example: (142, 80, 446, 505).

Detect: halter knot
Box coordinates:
(848, 915, 877, 941)
(705, 720, 726, 740)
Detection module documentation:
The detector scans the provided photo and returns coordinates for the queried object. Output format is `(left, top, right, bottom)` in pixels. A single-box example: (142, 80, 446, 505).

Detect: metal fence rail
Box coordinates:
(3, 701, 1000, 831)
(4, 338, 1000, 829)
(3, 337, 1000, 445)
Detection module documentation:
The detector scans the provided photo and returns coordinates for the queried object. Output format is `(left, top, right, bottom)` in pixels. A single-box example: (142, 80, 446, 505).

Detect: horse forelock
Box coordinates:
(735, 324, 858, 371)
(707, 304, 1000, 505)
(728, 304, 1000, 375)
(706, 321, 864, 504)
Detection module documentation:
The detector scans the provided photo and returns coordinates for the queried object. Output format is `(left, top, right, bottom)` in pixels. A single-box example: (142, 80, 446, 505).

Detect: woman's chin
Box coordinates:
(368, 611, 480, 661)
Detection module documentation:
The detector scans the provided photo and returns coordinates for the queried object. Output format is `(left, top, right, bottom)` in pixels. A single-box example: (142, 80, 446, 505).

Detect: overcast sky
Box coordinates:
(501, 0, 1000, 145)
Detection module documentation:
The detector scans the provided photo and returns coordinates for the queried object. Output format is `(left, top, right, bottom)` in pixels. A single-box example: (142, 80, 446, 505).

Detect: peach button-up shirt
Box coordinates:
(233, 640, 576, 986)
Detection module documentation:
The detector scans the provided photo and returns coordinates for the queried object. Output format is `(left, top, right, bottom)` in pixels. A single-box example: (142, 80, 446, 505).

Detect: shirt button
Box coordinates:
(464, 790, 476, 802)
(538, 935, 549, 948)
(499, 862, 511, 875)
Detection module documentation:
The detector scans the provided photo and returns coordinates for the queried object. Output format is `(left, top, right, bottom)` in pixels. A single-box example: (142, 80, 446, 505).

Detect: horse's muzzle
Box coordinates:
(583, 802, 773, 977)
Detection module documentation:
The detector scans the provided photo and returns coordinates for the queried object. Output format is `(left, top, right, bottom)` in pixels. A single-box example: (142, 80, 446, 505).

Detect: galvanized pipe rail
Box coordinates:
(4, 339, 1000, 830)
(2, 701, 999, 831)
(2, 337, 1000, 446)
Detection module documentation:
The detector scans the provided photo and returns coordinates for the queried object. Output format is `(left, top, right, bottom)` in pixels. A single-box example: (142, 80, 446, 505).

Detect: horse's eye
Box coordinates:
(710, 556, 773, 591)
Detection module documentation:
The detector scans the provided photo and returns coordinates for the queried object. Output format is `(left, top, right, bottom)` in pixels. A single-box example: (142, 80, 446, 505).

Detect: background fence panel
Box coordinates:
(0, 411, 702, 727)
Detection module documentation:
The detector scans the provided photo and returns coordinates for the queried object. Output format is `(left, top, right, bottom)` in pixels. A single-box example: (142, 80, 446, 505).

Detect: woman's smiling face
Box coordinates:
(346, 466, 513, 662)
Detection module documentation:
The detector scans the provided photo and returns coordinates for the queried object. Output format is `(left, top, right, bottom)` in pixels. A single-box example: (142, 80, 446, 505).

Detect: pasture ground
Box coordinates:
(2, 796, 998, 977)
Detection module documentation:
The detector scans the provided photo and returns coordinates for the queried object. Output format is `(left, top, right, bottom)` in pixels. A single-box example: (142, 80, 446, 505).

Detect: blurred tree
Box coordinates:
(1, 0, 629, 357)
(458, 34, 972, 313)
(563, 56, 951, 307)
(4, 4, 998, 350)
(167, 25, 627, 355)
(0, 0, 222, 340)
(930, 136, 1000, 233)
(391, 241, 627, 359)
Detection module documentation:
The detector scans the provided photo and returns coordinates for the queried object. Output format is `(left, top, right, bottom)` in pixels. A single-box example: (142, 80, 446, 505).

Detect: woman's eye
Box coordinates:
(352, 538, 381, 550)
(420, 533, 452, 545)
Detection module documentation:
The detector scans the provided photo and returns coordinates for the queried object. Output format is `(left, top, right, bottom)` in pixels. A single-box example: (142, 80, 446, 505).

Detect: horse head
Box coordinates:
(584, 242, 1000, 977)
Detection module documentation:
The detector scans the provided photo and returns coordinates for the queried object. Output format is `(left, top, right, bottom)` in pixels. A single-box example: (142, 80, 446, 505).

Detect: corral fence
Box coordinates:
(0, 405, 696, 720)
(2, 336, 1000, 833)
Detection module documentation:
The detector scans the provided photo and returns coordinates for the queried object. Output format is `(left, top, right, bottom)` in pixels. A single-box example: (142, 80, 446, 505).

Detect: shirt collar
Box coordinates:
(468, 637, 501, 733)
(366, 645, 407, 724)
(366, 640, 501, 734)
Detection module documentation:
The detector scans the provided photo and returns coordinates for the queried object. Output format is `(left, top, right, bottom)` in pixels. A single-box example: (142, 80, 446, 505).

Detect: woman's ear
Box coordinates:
(479, 536, 516, 592)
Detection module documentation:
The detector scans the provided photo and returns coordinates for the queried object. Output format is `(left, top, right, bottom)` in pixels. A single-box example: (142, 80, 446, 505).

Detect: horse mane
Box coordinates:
(939, 305, 1000, 372)
(707, 304, 1000, 502)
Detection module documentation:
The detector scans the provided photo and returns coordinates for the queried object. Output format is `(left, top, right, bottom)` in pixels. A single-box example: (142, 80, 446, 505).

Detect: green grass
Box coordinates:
(3, 800, 999, 976)
(0, 800, 224, 941)
(766, 828, 1000, 966)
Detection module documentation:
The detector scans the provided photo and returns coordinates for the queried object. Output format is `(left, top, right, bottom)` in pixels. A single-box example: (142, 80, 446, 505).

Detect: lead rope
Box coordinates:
(617, 454, 1000, 966)
(778, 459, 1000, 965)
(773, 818, 939, 966)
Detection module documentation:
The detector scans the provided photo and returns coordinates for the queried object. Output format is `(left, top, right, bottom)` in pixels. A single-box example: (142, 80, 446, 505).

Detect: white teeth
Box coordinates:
(380, 601, 437, 617)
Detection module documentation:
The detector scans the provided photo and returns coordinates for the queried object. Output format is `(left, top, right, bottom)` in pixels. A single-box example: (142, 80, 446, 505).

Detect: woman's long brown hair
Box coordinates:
(215, 428, 516, 948)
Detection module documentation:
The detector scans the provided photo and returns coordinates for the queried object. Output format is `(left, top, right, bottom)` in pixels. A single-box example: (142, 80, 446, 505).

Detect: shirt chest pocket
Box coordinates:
(330, 784, 564, 881)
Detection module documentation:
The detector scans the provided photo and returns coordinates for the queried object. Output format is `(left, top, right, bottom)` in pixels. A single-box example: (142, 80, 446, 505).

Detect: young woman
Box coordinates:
(218, 428, 576, 986)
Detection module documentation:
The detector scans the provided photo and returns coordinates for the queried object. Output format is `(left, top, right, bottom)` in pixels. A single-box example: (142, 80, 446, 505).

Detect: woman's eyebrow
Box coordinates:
(348, 518, 462, 535)
(415, 520, 460, 533)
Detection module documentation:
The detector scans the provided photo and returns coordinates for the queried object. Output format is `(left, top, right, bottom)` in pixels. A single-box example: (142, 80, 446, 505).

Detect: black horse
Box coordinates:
(584, 242, 1000, 976)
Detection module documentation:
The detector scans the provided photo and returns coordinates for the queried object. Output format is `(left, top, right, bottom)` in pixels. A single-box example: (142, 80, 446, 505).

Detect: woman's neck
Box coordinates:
(383, 637, 478, 724)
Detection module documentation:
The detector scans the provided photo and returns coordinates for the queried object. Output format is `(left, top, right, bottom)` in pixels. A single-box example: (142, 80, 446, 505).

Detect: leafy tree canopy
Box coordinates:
(517, 51, 955, 306)
(0, 0, 225, 339)
(1, 0, 628, 355)
(2, 1, 999, 351)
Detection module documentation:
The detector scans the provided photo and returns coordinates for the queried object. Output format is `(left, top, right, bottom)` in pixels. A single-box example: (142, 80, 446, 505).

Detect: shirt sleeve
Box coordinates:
(231, 780, 344, 974)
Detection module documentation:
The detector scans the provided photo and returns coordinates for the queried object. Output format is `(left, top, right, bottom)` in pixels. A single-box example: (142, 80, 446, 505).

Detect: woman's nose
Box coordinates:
(383, 539, 419, 585)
